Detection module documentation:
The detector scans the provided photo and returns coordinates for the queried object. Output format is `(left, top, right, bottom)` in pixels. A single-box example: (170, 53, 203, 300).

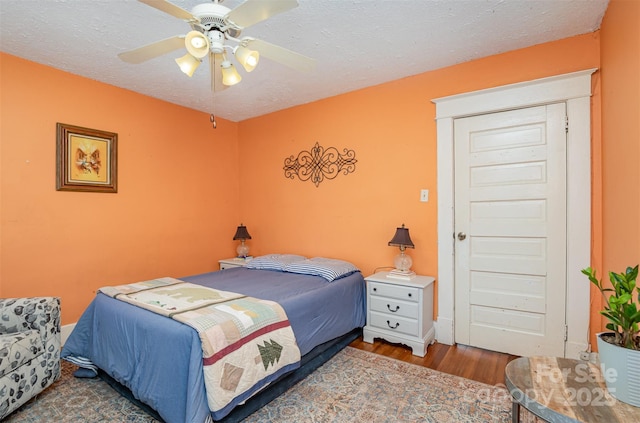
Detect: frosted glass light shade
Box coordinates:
(235, 46, 259, 72)
(175, 53, 200, 77)
(221, 61, 242, 86)
(185, 31, 210, 59)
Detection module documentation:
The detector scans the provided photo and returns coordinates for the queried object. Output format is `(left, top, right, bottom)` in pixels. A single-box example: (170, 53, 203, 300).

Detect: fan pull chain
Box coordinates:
(210, 52, 217, 129)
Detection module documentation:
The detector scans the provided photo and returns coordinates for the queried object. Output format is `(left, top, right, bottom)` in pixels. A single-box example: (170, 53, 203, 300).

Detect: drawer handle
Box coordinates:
(386, 320, 399, 329)
(407, 293, 412, 298)
(373, 287, 377, 292)
(387, 304, 400, 312)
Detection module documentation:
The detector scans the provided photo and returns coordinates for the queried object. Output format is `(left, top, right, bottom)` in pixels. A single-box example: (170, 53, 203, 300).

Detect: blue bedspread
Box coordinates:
(62, 268, 366, 423)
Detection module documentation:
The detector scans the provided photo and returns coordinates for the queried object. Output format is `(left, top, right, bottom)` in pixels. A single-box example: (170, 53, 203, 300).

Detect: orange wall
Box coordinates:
(598, 0, 640, 332)
(0, 55, 240, 323)
(239, 32, 601, 328)
(601, 0, 640, 271)
(2, 2, 636, 353)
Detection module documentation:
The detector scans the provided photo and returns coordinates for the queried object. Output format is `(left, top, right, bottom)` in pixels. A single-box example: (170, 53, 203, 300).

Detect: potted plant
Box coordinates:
(582, 264, 640, 407)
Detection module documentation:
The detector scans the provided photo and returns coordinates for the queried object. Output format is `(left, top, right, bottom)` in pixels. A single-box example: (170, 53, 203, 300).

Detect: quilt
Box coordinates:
(100, 277, 301, 419)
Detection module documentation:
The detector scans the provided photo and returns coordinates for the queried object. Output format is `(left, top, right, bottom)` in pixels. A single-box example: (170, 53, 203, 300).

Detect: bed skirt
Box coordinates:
(98, 327, 362, 422)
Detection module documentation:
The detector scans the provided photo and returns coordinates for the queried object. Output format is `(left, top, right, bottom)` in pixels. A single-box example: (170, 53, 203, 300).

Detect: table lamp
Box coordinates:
(233, 224, 252, 258)
(388, 224, 415, 279)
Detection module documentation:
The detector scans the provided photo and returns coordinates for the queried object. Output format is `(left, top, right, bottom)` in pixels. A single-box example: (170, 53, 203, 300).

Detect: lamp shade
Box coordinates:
(233, 224, 251, 240)
(175, 53, 200, 77)
(221, 61, 242, 86)
(185, 31, 210, 59)
(234, 45, 259, 72)
(388, 224, 414, 249)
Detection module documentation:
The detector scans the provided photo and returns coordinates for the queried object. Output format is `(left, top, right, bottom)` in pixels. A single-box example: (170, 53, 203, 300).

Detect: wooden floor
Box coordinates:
(349, 336, 519, 386)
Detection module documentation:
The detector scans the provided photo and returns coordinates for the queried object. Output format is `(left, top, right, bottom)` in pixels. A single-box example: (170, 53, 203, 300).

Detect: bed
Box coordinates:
(61, 255, 366, 423)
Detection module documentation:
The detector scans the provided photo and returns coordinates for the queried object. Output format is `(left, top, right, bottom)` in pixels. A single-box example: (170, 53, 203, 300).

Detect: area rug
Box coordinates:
(248, 347, 514, 423)
(4, 358, 158, 423)
(6, 347, 524, 422)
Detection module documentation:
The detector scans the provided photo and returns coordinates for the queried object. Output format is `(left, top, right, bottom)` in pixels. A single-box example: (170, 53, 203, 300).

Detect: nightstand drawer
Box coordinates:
(369, 311, 418, 337)
(369, 296, 418, 320)
(218, 257, 251, 270)
(368, 281, 419, 302)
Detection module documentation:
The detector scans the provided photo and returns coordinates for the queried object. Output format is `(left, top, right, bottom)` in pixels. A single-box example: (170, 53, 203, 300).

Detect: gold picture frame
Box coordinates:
(56, 123, 118, 193)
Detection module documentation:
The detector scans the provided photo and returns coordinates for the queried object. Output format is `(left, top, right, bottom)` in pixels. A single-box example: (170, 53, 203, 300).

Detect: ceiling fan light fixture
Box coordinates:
(120, 0, 314, 94)
(185, 31, 210, 59)
(175, 53, 200, 77)
(234, 45, 259, 72)
(221, 60, 242, 86)
(207, 30, 225, 54)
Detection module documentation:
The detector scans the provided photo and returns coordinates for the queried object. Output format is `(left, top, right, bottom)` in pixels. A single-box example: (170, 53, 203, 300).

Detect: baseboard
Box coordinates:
(566, 339, 590, 360)
(61, 323, 76, 346)
(434, 317, 454, 345)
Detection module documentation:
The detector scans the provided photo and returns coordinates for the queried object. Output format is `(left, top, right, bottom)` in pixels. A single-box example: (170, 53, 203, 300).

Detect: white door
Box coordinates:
(454, 103, 567, 357)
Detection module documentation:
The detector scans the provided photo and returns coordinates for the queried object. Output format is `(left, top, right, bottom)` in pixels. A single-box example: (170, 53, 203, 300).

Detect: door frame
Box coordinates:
(432, 69, 596, 358)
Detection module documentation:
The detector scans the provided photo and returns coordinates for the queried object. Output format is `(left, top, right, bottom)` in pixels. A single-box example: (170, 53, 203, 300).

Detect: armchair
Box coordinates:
(0, 297, 61, 419)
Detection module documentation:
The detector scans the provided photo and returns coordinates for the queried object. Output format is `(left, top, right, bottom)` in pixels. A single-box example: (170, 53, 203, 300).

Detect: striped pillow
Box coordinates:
(284, 257, 359, 282)
(245, 254, 306, 271)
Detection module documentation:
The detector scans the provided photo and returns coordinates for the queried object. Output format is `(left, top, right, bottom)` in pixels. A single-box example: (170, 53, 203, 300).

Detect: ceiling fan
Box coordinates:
(118, 0, 316, 93)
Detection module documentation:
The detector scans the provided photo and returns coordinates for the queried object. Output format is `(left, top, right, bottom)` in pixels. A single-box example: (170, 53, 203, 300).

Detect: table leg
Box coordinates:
(512, 400, 520, 423)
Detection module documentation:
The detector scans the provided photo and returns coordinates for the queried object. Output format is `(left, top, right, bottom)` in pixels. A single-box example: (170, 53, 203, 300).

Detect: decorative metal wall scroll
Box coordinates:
(283, 142, 358, 187)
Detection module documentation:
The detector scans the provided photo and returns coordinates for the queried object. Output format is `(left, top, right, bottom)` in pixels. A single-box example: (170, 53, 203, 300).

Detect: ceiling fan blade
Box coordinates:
(138, 0, 196, 22)
(226, 0, 298, 29)
(247, 39, 316, 73)
(210, 53, 227, 92)
(118, 35, 185, 64)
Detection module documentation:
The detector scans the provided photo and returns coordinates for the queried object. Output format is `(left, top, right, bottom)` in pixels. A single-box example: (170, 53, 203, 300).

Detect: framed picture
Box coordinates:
(56, 123, 118, 193)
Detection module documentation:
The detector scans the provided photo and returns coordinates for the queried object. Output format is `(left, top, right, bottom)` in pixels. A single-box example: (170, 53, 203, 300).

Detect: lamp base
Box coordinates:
(236, 242, 249, 258)
(387, 269, 416, 280)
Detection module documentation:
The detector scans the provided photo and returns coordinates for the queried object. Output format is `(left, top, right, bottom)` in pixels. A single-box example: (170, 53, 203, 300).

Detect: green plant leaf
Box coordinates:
(627, 265, 639, 281)
(613, 293, 631, 305)
(585, 264, 640, 349)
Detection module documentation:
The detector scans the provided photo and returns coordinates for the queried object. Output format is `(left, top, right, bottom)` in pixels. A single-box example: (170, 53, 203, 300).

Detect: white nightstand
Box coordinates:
(218, 257, 252, 270)
(363, 271, 435, 357)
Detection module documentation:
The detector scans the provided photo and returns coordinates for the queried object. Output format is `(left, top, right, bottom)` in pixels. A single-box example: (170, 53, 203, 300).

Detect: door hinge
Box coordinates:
(564, 325, 568, 341)
(565, 115, 569, 133)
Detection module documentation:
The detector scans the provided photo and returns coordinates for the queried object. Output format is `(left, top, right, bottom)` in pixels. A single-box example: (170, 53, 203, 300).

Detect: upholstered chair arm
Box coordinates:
(0, 297, 61, 346)
(0, 298, 61, 419)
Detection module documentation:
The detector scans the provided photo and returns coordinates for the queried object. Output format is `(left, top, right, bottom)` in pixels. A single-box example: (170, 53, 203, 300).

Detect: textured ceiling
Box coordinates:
(0, 0, 608, 122)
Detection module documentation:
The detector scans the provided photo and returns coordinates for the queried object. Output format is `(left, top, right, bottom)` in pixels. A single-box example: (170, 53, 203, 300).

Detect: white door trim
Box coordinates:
(432, 69, 596, 358)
